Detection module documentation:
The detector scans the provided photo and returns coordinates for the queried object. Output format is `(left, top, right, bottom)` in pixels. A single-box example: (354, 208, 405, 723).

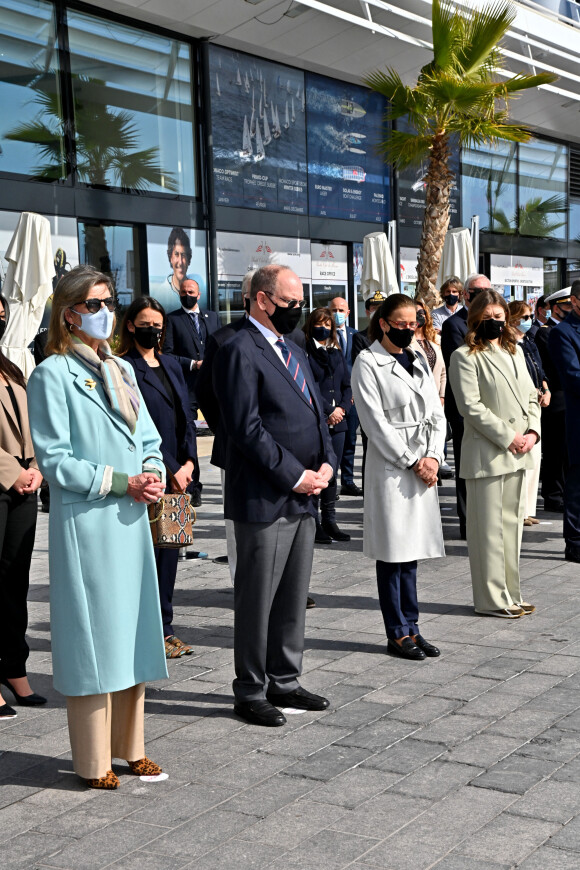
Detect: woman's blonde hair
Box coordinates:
(415, 299, 438, 343)
(46, 266, 115, 356)
(465, 289, 517, 355)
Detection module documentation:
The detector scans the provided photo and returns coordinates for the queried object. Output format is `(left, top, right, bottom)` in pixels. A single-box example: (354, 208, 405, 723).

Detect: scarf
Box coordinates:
(70, 338, 140, 434)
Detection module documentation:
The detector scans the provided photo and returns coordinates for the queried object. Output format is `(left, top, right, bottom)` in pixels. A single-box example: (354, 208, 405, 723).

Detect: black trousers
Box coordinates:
(450, 417, 467, 534)
(154, 547, 180, 637)
(0, 490, 37, 678)
(564, 463, 580, 551)
(540, 408, 567, 507)
(340, 404, 359, 485)
(320, 430, 345, 524)
(376, 560, 419, 640)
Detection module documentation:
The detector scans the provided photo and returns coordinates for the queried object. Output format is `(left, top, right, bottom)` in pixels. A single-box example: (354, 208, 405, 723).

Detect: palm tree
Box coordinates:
(364, 0, 558, 306)
(490, 195, 567, 238)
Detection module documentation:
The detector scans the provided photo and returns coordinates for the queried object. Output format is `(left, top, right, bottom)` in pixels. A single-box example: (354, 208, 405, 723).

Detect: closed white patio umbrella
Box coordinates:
(360, 231, 399, 301)
(0, 212, 55, 378)
(436, 227, 476, 290)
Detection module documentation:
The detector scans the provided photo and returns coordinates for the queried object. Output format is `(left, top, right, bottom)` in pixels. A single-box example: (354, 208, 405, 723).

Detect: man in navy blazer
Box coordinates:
(441, 273, 492, 538)
(547, 281, 580, 563)
(163, 279, 219, 504)
(329, 296, 361, 497)
(213, 265, 336, 727)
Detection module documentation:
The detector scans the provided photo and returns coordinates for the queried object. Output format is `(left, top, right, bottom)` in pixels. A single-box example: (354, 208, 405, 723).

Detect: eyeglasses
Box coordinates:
(264, 291, 306, 310)
(388, 319, 418, 330)
(519, 314, 532, 321)
(81, 297, 116, 314)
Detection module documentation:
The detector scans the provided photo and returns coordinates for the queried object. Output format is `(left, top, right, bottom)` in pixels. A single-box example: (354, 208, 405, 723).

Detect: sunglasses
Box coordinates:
(264, 291, 306, 310)
(81, 297, 116, 314)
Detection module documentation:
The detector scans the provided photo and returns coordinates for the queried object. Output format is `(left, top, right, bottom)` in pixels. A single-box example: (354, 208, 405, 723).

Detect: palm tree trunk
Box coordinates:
(415, 132, 455, 308)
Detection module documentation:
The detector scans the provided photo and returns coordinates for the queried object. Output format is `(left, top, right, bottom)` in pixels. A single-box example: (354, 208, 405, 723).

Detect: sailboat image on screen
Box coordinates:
(250, 105, 256, 139)
(263, 112, 272, 146)
(272, 104, 281, 139)
(284, 101, 290, 129)
(254, 121, 265, 162)
(240, 115, 253, 160)
(263, 80, 269, 109)
(291, 97, 296, 124)
(216, 73, 221, 97)
(233, 67, 242, 86)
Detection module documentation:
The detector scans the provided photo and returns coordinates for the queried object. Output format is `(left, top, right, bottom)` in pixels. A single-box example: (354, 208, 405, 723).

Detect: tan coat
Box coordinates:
(0, 380, 38, 491)
(448, 344, 541, 480)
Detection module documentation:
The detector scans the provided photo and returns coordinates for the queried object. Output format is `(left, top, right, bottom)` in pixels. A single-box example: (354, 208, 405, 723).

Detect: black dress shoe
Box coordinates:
(0, 704, 17, 719)
(190, 490, 202, 508)
(412, 635, 440, 657)
(322, 521, 350, 542)
(234, 700, 286, 727)
(565, 546, 580, 564)
(387, 638, 426, 661)
(544, 500, 564, 513)
(315, 524, 333, 544)
(0, 679, 46, 706)
(306, 596, 316, 609)
(266, 686, 329, 711)
(340, 483, 363, 497)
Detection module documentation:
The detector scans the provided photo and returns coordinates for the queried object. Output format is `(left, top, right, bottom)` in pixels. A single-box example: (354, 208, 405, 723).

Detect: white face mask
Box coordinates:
(76, 306, 114, 340)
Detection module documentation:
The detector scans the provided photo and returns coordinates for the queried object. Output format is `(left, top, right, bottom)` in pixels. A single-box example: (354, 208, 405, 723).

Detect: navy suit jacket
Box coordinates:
(305, 340, 352, 434)
(162, 306, 220, 409)
(548, 312, 580, 455)
(197, 315, 247, 469)
(213, 322, 336, 523)
(123, 348, 197, 480)
(441, 306, 468, 423)
(336, 324, 357, 373)
(535, 317, 565, 414)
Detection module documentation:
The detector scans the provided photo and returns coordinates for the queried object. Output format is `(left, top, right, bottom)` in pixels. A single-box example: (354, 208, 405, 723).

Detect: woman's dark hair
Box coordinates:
(0, 293, 10, 329)
(369, 293, 416, 343)
(415, 298, 438, 343)
(507, 300, 531, 325)
(117, 296, 167, 356)
(303, 306, 338, 346)
(466, 289, 517, 355)
(167, 227, 192, 266)
(0, 296, 25, 387)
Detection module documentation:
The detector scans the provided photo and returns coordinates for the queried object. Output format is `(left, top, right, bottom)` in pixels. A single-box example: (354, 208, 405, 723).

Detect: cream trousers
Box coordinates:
(66, 683, 145, 780)
(466, 470, 525, 612)
(525, 440, 542, 518)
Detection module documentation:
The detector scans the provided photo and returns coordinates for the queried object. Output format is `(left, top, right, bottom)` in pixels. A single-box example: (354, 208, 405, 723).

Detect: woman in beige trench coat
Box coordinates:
(351, 294, 446, 661)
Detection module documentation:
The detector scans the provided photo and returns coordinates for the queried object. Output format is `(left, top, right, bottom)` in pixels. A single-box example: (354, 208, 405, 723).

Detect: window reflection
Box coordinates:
(66, 9, 195, 195)
(518, 140, 567, 240)
(0, 0, 65, 180)
(461, 141, 517, 234)
(570, 200, 580, 244)
(78, 221, 141, 307)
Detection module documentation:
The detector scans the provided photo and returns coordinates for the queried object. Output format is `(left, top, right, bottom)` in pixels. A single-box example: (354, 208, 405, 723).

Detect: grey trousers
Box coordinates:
(233, 514, 315, 702)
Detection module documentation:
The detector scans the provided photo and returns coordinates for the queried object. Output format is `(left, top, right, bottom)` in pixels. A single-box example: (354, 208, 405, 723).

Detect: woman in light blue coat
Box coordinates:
(28, 266, 168, 790)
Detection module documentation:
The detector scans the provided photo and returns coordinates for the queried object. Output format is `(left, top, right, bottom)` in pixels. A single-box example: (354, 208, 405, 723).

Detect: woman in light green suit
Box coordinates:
(28, 266, 168, 789)
(449, 290, 541, 618)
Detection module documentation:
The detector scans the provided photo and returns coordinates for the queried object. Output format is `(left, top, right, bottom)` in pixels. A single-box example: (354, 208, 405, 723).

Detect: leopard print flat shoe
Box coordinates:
(86, 770, 120, 789)
(127, 757, 162, 776)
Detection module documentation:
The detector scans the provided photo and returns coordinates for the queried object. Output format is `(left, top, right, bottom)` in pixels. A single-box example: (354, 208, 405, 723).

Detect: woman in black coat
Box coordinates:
(304, 307, 352, 544)
(119, 297, 198, 659)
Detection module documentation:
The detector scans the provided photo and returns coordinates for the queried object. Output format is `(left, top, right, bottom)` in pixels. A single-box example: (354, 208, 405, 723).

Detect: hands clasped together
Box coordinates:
(508, 431, 538, 456)
(127, 473, 166, 504)
(13, 467, 43, 495)
(293, 463, 334, 496)
(413, 457, 439, 489)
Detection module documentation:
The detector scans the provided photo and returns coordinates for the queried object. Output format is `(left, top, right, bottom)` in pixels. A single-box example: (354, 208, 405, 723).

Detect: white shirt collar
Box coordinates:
(249, 314, 280, 344)
(182, 302, 200, 314)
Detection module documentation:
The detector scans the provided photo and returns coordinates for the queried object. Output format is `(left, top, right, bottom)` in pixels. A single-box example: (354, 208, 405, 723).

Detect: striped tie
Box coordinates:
(276, 339, 312, 404)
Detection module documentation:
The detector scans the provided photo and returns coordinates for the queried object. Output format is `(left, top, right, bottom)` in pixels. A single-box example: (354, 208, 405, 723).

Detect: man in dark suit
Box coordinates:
(536, 287, 571, 512)
(528, 294, 550, 340)
(163, 278, 219, 505)
(213, 264, 336, 727)
(329, 296, 361, 497)
(441, 273, 492, 538)
(548, 281, 580, 562)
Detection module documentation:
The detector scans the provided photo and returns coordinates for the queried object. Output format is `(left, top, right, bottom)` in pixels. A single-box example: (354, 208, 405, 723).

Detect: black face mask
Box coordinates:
(476, 319, 505, 341)
(312, 326, 331, 341)
(181, 295, 198, 310)
(0, 321, 5, 340)
(133, 325, 162, 349)
(269, 302, 302, 335)
(385, 325, 414, 349)
(444, 294, 459, 308)
(416, 311, 426, 327)
(244, 297, 251, 314)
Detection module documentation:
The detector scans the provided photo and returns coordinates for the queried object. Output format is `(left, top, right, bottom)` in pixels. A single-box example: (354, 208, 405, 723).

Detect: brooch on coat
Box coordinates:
(84, 378, 97, 391)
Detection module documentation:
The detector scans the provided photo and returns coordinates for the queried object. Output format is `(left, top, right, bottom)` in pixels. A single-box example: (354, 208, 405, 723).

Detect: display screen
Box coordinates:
(209, 45, 307, 215)
(306, 73, 389, 222)
(397, 119, 460, 228)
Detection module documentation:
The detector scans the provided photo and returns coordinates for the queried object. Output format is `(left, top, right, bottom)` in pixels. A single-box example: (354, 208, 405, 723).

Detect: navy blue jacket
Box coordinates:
(123, 348, 197, 480)
(535, 317, 565, 414)
(441, 306, 468, 423)
(305, 340, 352, 434)
(336, 324, 357, 373)
(520, 334, 546, 390)
(548, 311, 580, 456)
(162, 306, 220, 410)
(213, 322, 336, 523)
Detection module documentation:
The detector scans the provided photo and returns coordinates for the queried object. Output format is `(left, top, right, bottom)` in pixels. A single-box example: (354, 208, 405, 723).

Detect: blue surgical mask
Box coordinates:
(77, 306, 114, 340)
(518, 319, 533, 334)
(334, 312, 347, 327)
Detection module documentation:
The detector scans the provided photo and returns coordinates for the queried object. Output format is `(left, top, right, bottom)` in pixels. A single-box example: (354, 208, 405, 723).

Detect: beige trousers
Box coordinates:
(66, 683, 145, 779)
(466, 471, 525, 612)
(525, 440, 542, 518)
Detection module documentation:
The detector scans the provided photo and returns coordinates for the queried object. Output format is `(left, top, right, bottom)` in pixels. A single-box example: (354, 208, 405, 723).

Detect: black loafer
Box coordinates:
(306, 596, 316, 609)
(387, 638, 426, 660)
(234, 700, 286, 727)
(322, 522, 350, 542)
(0, 679, 47, 706)
(565, 546, 580, 564)
(340, 483, 363, 497)
(266, 686, 329, 711)
(412, 635, 440, 657)
(315, 527, 333, 544)
(0, 704, 17, 719)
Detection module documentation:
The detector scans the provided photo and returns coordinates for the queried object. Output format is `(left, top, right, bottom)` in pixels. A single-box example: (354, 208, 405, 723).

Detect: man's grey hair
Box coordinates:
(463, 273, 490, 294)
(241, 269, 256, 298)
(250, 265, 292, 301)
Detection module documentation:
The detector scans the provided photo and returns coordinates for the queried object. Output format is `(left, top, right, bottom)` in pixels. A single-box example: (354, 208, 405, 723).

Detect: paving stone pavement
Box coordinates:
(2, 443, 580, 869)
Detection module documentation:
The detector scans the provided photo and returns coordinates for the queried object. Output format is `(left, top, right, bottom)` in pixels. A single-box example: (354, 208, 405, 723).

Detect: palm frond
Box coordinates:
(454, 1, 515, 76)
(379, 130, 433, 170)
(430, 0, 460, 71)
(449, 115, 533, 147)
(493, 71, 559, 95)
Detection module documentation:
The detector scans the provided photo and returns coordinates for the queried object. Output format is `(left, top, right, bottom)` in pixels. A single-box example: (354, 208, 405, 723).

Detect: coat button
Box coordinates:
(509, 418, 515, 423)
(129, 445, 135, 452)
